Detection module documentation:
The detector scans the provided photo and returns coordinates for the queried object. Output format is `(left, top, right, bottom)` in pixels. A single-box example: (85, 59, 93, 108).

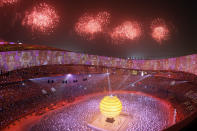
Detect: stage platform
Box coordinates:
(88, 113, 131, 131)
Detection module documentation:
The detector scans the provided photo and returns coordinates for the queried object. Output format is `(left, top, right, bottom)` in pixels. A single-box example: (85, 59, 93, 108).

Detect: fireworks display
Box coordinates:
(22, 3, 60, 34)
(151, 18, 170, 43)
(0, 0, 19, 7)
(110, 21, 142, 43)
(0, 0, 175, 45)
(75, 11, 110, 39)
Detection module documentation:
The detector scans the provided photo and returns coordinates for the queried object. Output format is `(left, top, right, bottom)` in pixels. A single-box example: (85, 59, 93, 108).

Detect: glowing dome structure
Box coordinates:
(99, 95, 122, 118)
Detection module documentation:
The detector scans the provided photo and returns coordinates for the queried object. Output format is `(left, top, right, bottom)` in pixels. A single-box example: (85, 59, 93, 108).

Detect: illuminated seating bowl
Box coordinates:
(1, 43, 197, 131)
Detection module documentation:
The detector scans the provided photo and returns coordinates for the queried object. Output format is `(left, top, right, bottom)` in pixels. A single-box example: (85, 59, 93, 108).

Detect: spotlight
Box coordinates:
(67, 74, 72, 77)
(51, 87, 56, 92)
(41, 89, 47, 95)
(170, 80, 176, 86)
(106, 73, 110, 75)
(9, 42, 15, 45)
(65, 74, 72, 80)
(141, 71, 144, 76)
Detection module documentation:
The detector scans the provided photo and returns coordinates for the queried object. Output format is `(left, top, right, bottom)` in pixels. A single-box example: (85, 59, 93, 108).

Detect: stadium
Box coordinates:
(0, 0, 197, 131)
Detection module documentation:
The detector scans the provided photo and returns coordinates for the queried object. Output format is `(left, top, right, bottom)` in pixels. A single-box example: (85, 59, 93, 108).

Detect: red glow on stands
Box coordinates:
(22, 3, 60, 34)
(110, 21, 142, 43)
(75, 11, 110, 39)
(0, 0, 18, 7)
(151, 18, 170, 43)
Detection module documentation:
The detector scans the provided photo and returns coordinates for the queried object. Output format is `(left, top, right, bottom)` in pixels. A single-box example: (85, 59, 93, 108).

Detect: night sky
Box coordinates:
(0, 0, 197, 58)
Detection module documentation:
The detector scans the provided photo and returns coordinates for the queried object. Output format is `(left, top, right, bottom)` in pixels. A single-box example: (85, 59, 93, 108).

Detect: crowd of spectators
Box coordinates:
(30, 94, 172, 131)
(0, 68, 197, 130)
(0, 73, 108, 129)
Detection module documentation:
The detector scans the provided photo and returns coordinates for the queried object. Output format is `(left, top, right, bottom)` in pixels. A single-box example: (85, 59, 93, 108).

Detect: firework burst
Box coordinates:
(151, 18, 170, 43)
(75, 11, 110, 40)
(110, 21, 142, 44)
(22, 3, 60, 34)
(0, 0, 19, 7)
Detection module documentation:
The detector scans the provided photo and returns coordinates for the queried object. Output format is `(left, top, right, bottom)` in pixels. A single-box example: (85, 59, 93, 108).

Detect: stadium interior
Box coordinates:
(1, 0, 197, 131)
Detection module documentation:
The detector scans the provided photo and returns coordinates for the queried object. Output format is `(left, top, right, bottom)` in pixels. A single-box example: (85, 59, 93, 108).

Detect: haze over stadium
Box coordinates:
(0, 0, 197, 131)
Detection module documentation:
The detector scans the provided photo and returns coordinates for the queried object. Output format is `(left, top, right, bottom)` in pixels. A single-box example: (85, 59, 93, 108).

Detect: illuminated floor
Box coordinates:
(30, 93, 173, 131)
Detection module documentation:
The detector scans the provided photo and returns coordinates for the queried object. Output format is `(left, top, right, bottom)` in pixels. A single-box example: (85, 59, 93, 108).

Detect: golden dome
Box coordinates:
(99, 95, 122, 118)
